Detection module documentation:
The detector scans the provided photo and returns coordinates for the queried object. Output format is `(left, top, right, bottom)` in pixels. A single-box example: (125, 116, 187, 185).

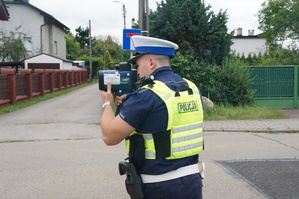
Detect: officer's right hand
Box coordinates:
(100, 82, 114, 105)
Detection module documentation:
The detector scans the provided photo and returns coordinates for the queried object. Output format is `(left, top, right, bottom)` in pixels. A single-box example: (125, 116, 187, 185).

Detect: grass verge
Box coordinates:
(204, 105, 288, 121)
(0, 80, 97, 116)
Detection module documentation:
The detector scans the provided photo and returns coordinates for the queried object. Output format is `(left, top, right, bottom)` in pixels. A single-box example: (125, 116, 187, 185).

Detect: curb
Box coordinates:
(204, 129, 299, 133)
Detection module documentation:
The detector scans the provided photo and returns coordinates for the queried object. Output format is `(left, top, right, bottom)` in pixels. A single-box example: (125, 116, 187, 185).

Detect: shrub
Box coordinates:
(172, 53, 255, 106)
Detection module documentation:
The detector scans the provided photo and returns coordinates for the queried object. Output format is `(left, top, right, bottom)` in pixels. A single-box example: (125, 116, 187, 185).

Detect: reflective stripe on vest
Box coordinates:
(143, 123, 203, 159)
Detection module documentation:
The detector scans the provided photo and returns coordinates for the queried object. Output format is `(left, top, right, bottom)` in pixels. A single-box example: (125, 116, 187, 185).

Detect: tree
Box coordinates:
(75, 26, 93, 49)
(258, 0, 299, 47)
(65, 33, 80, 60)
(172, 52, 201, 85)
(104, 49, 113, 68)
(172, 53, 255, 106)
(92, 35, 129, 62)
(0, 29, 28, 62)
(149, 0, 232, 65)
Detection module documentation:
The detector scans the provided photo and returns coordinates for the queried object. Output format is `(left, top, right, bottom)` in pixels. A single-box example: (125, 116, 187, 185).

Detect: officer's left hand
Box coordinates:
(115, 94, 127, 106)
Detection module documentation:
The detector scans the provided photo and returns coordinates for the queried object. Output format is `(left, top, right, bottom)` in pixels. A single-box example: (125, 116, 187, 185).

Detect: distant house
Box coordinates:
(0, 0, 69, 59)
(23, 53, 75, 70)
(0, 53, 83, 71)
(0, 0, 9, 20)
(231, 28, 268, 57)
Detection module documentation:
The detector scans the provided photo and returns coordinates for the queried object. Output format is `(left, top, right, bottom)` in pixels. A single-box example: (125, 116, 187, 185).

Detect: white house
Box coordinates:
(0, 0, 69, 59)
(231, 28, 268, 57)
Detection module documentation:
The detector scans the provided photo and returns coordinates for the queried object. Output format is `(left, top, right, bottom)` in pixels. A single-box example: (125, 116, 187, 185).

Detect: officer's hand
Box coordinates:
(115, 94, 127, 106)
(100, 83, 114, 104)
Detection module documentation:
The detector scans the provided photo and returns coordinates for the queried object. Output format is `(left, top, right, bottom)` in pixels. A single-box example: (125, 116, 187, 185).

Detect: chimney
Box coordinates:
(236, 28, 243, 36)
(248, 29, 254, 36)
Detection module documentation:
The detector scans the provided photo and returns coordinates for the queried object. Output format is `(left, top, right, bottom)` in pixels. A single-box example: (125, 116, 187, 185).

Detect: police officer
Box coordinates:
(100, 35, 204, 199)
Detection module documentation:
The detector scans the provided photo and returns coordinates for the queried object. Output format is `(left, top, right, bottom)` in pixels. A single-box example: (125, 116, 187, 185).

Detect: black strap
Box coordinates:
(128, 130, 172, 164)
(152, 130, 171, 159)
(175, 85, 193, 97)
(128, 134, 145, 170)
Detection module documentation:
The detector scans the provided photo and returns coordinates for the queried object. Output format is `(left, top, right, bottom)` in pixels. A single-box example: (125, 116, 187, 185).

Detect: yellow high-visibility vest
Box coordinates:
(126, 79, 204, 160)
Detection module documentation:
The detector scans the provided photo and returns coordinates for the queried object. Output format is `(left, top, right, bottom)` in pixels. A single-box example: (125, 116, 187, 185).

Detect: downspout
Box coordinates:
(40, 23, 47, 53)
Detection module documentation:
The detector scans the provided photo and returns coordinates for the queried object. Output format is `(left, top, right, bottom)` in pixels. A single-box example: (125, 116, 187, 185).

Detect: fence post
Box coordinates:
(20, 69, 33, 99)
(1, 69, 17, 105)
(34, 69, 45, 96)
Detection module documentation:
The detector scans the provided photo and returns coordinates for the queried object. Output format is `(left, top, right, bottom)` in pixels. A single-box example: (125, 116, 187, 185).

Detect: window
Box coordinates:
(54, 41, 57, 54)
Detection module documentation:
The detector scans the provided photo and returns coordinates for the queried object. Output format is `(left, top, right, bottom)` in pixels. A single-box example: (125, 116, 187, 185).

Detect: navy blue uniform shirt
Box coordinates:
(119, 66, 198, 175)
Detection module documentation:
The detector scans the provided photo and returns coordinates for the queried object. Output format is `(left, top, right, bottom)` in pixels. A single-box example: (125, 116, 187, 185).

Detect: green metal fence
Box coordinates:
(249, 65, 299, 108)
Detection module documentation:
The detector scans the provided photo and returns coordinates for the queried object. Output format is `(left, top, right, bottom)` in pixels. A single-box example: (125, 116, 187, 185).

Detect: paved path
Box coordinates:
(204, 117, 299, 133)
(204, 108, 299, 133)
(0, 83, 298, 199)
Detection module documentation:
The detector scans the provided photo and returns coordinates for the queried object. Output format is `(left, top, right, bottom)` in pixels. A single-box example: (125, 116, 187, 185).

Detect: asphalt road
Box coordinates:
(1, 83, 299, 199)
(0, 84, 129, 198)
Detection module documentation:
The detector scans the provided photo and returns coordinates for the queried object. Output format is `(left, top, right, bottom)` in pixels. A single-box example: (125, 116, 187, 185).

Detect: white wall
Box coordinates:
(0, 3, 67, 59)
(231, 37, 267, 57)
(51, 25, 66, 59)
(43, 23, 66, 59)
(0, 4, 43, 55)
(62, 62, 73, 70)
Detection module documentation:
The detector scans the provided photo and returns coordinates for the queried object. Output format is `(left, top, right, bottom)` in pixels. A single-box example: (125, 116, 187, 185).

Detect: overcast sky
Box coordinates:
(29, 0, 264, 43)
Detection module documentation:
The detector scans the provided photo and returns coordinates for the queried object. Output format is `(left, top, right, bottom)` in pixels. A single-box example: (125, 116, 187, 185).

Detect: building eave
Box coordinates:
(0, 0, 10, 20)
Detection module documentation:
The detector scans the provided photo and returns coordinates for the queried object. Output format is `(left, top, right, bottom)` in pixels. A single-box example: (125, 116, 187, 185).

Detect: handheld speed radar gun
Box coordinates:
(98, 62, 137, 96)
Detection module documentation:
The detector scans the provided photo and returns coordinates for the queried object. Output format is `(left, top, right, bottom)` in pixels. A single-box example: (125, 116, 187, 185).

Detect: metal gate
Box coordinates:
(250, 65, 299, 108)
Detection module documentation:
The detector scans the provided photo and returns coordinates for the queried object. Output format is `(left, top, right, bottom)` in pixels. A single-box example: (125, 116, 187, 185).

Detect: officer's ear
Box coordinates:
(148, 57, 157, 70)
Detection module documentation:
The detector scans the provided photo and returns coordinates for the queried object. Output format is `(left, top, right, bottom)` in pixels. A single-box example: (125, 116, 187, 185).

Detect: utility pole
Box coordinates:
(122, 3, 126, 29)
(89, 20, 92, 82)
(113, 1, 126, 29)
(139, 0, 149, 36)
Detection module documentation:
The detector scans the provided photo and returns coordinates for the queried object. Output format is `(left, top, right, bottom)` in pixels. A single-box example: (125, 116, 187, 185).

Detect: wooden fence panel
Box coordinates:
(0, 69, 88, 107)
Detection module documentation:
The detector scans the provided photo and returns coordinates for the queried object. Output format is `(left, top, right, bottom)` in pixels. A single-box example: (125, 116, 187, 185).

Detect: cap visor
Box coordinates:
(128, 55, 138, 64)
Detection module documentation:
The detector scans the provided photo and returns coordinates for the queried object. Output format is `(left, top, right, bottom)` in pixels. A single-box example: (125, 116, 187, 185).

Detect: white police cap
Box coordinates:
(128, 35, 179, 64)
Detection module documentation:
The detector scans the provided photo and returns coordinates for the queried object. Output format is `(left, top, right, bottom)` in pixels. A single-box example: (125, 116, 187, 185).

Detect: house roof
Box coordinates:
(233, 33, 266, 39)
(4, 0, 69, 31)
(24, 53, 73, 63)
(0, 53, 73, 68)
(0, 0, 9, 20)
(233, 35, 262, 39)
